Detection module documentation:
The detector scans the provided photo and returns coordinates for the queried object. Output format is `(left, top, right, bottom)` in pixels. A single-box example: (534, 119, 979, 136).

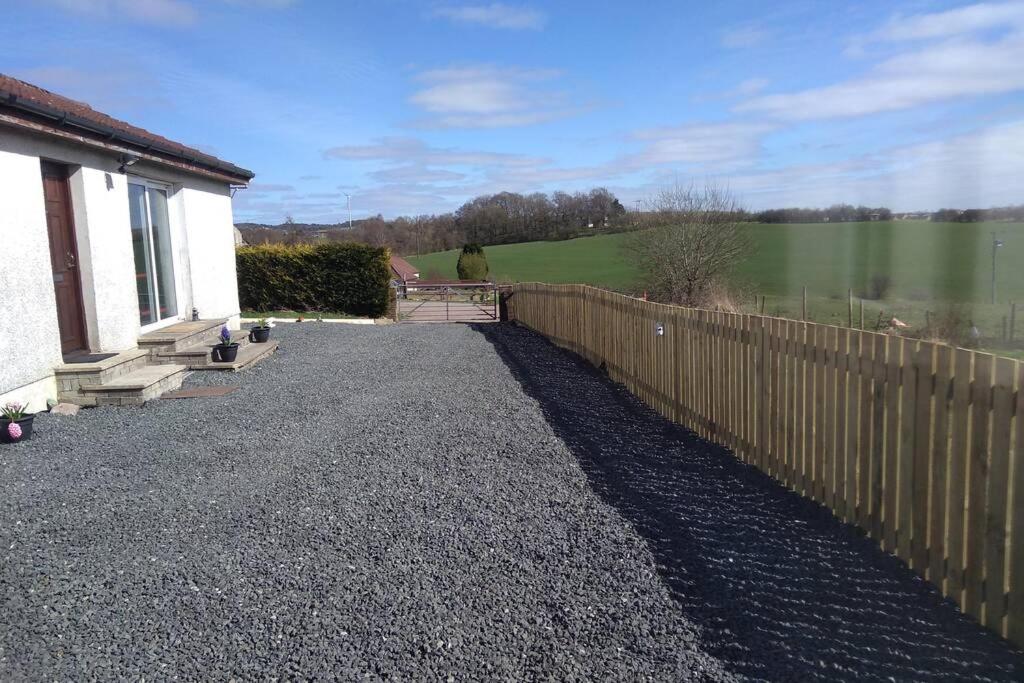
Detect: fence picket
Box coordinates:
(869, 334, 888, 542)
(983, 358, 1014, 631)
(857, 331, 874, 529)
(965, 354, 994, 616)
(1008, 363, 1024, 643)
(947, 348, 973, 605)
(912, 342, 936, 573)
(928, 345, 953, 585)
(813, 325, 828, 504)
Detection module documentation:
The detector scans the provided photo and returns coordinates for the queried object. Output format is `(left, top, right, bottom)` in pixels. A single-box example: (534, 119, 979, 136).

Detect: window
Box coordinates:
(128, 179, 177, 326)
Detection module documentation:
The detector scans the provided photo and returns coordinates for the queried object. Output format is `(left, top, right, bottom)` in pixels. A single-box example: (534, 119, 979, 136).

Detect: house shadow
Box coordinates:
(471, 322, 1024, 681)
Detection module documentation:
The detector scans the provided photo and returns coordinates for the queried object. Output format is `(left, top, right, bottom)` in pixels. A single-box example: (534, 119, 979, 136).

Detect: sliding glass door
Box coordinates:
(129, 180, 177, 326)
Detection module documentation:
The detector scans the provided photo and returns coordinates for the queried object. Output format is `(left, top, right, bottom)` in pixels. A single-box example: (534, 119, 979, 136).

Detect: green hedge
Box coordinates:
(236, 242, 392, 318)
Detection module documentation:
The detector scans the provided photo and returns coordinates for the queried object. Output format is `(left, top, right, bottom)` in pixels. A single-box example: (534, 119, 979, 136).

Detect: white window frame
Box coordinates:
(129, 176, 183, 333)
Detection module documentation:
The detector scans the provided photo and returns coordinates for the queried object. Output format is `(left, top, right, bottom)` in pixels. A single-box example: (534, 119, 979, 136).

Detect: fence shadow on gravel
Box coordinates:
(472, 322, 1024, 681)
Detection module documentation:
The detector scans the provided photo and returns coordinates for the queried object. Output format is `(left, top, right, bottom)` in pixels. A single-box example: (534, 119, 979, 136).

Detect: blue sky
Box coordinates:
(5, 0, 1024, 222)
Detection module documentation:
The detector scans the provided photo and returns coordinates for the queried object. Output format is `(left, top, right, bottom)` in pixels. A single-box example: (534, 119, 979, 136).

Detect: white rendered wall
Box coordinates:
(0, 147, 63, 410)
(68, 167, 139, 351)
(0, 126, 244, 405)
(180, 184, 242, 328)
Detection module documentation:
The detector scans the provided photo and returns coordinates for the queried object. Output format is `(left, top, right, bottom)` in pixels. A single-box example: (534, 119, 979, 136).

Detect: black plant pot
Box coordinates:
(212, 343, 240, 363)
(249, 326, 271, 343)
(1, 415, 34, 444)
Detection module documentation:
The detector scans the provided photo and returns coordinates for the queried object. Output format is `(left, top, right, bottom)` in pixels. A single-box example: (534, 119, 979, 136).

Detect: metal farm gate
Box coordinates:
(395, 281, 499, 323)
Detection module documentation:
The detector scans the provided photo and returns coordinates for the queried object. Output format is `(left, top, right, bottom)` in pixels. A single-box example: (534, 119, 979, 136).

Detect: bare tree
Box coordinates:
(629, 182, 749, 305)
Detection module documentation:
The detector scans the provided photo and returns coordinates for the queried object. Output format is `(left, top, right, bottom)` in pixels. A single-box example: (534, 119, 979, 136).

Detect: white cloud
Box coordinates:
(38, 0, 295, 25)
(225, 0, 298, 6)
(40, 0, 198, 25)
(735, 78, 770, 96)
(15, 65, 174, 112)
(369, 166, 468, 183)
(408, 65, 577, 128)
(738, 32, 1024, 120)
(434, 3, 545, 30)
(721, 24, 769, 49)
(484, 164, 622, 187)
(722, 119, 1024, 210)
(248, 183, 296, 192)
(693, 78, 770, 103)
(626, 122, 775, 167)
(323, 136, 547, 167)
(867, 1, 1024, 43)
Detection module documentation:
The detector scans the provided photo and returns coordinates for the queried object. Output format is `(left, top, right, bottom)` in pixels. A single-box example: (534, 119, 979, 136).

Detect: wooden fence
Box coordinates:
(508, 282, 1024, 648)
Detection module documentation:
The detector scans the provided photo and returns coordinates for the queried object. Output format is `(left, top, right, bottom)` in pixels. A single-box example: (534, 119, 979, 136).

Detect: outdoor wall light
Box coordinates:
(117, 154, 140, 174)
(655, 322, 665, 336)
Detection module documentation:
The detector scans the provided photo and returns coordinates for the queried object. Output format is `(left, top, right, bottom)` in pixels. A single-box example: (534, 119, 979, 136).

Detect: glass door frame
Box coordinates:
(128, 176, 182, 333)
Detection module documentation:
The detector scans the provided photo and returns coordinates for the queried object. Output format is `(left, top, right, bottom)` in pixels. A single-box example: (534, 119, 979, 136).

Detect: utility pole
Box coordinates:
(992, 232, 1004, 304)
(344, 193, 352, 229)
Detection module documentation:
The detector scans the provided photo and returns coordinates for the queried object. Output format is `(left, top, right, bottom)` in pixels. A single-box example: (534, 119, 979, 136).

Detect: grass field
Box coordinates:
(409, 221, 1023, 300)
(408, 221, 1024, 348)
(409, 232, 641, 290)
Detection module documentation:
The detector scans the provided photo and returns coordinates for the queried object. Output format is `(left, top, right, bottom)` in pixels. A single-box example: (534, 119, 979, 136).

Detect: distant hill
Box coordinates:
(235, 220, 369, 232)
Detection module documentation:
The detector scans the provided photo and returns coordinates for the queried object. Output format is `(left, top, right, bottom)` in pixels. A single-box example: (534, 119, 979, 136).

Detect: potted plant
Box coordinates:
(249, 317, 272, 343)
(1, 402, 35, 444)
(212, 325, 239, 363)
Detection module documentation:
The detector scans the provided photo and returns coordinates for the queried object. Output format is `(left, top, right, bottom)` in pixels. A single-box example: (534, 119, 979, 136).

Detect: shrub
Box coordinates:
(920, 305, 974, 348)
(236, 242, 392, 317)
(456, 243, 489, 281)
(863, 274, 891, 300)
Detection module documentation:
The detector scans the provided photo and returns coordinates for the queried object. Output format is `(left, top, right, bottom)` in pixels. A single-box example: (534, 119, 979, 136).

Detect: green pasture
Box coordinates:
(408, 221, 1023, 304)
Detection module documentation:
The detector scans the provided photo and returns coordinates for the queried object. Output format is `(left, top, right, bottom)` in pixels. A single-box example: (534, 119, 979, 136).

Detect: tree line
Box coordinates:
(931, 205, 1024, 222)
(237, 187, 629, 255)
(237, 192, 1023, 256)
(755, 204, 1024, 223)
(754, 205, 893, 223)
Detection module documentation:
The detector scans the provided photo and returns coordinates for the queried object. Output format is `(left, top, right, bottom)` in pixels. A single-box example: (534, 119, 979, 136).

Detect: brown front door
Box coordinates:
(41, 162, 87, 354)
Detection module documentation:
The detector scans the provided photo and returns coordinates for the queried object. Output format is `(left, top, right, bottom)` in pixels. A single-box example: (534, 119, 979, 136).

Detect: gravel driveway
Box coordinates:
(1, 322, 1021, 680)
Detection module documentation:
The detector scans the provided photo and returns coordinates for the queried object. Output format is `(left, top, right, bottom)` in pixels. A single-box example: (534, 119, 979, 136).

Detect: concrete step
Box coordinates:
(73, 364, 187, 407)
(198, 340, 278, 372)
(153, 330, 254, 368)
(138, 319, 228, 355)
(55, 348, 151, 395)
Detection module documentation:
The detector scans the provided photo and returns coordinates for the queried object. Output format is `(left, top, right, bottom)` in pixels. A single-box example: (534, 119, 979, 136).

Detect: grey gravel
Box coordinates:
(0, 323, 733, 681)
(481, 323, 1024, 682)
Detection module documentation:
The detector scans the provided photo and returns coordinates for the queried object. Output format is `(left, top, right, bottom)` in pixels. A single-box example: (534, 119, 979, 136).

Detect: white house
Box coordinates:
(0, 74, 262, 410)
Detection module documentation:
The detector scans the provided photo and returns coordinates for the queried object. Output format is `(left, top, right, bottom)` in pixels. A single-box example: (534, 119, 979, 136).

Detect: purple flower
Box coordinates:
(7, 422, 22, 441)
(219, 326, 232, 344)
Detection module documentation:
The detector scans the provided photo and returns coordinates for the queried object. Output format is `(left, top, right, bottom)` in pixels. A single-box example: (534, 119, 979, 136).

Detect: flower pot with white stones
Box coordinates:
(1, 402, 35, 444)
(212, 326, 240, 363)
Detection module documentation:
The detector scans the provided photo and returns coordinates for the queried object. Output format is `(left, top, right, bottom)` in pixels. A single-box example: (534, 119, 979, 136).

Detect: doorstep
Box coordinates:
(200, 340, 279, 372)
(69, 364, 187, 407)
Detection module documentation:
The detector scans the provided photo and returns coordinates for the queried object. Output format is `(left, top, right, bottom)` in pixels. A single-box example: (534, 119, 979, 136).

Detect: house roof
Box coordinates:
(390, 255, 420, 282)
(0, 73, 254, 184)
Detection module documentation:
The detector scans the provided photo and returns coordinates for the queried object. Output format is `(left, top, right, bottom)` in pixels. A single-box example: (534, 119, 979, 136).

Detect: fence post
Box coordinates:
(1011, 302, 1017, 342)
(859, 299, 865, 330)
(848, 288, 854, 328)
(802, 286, 807, 321)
